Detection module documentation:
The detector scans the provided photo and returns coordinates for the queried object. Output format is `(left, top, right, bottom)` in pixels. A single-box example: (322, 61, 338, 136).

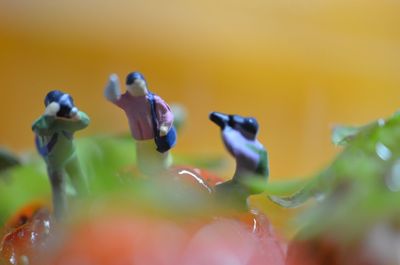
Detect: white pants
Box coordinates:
(136, 139, 172, 176)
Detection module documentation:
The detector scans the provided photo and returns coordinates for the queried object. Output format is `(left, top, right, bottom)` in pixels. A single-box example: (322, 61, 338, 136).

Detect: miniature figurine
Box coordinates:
(104, 71, 176, 175)
(209, 112, 269, 210)
(32, 90, 90, 219)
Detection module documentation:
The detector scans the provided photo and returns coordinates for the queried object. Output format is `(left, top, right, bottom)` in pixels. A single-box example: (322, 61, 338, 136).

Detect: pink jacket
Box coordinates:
(114, 92, 174, 141)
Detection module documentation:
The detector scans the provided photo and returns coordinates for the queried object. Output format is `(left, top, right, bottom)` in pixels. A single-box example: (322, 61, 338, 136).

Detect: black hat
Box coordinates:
(229, 115, 259, 136)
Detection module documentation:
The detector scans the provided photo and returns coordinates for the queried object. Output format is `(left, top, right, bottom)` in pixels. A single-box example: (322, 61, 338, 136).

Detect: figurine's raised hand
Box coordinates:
(104, 74, 121, 102)
(44, 102, 60, 116)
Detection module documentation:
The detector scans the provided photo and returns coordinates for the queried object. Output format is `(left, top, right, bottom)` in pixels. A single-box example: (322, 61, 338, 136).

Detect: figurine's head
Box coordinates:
(125, 72, 148, 96)
(44, 90, 78, 118)
(209, 112, 259, 140)
(229, 115, 259, 140)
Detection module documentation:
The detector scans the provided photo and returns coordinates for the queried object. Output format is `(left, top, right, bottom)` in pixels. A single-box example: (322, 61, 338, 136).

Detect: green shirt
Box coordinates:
(32, 111, 90, 169)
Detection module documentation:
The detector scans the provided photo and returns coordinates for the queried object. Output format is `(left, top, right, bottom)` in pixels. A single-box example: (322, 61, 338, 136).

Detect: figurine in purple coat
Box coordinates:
(104, 71, 176, 175)
(210, 112, 269, 210)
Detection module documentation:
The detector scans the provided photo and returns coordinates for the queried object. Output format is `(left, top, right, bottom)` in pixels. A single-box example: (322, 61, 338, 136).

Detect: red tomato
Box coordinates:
(38, 210, 286, 265)
(2, 167, 285, 265)
(1, 204, 52, 265)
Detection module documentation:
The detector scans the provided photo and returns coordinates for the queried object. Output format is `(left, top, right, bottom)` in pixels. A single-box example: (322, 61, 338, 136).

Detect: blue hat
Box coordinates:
(44, 90, 64, 106)
(44, 90, 76, 118)
(126, 71, 147, 85)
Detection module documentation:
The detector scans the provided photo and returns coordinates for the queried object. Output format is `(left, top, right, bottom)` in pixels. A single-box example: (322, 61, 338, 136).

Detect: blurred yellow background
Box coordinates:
(1, 0, 400, 180)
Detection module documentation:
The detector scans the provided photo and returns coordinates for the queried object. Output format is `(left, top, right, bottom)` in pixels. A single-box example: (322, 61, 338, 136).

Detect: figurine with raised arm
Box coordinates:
(104, 71, 176, 176)
(32, 90, 90, 219)
(209, 112, 269, 210)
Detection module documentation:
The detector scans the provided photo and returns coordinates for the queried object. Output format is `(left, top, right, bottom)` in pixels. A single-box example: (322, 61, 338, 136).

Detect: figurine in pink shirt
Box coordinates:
(104, 71, 176, 175)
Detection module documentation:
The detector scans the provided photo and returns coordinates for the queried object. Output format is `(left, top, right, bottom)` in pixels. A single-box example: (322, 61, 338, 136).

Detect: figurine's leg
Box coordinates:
(65, 155, 87, 197)
(136, 139, 171, 176)
(47, 166, 68, 220)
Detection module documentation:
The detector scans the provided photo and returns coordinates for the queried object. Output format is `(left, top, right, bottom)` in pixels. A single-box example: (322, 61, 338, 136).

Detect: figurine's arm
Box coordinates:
(46, 111, 90, 132)
(154, 96, 174, 136)
(32, 102, 61, 135)
(32, 113, 89, 135)
(32, 116, 52, 135)
(104, 74, 122, 103)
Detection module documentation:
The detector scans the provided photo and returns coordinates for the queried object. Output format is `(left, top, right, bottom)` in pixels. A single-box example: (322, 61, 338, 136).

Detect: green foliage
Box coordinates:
(271, 111, 400, 242)
(0, 163, 49, 225)
(331, 126, 361, 146)
(0, 134, 226, 226)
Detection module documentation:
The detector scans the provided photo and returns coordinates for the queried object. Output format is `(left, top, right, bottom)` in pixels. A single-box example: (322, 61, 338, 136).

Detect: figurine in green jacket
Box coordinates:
(32, 90, 90, 219)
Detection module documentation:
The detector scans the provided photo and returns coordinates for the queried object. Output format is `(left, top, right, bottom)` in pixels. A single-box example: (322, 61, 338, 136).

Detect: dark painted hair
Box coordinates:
(44, 90, 64, 106)
(242, 117, 259, 135)
(44, 90, 76, 118)
(229, 115, 259, 136)
(126, 71, 147, 85)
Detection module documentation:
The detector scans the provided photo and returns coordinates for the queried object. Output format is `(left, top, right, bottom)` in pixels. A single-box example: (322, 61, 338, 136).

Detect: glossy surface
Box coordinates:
(0, 206, 52, 265)
(168, 165, 224, 193)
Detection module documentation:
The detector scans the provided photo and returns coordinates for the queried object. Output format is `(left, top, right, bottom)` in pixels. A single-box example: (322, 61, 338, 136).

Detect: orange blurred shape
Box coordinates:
(41, 211, 286, 265)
